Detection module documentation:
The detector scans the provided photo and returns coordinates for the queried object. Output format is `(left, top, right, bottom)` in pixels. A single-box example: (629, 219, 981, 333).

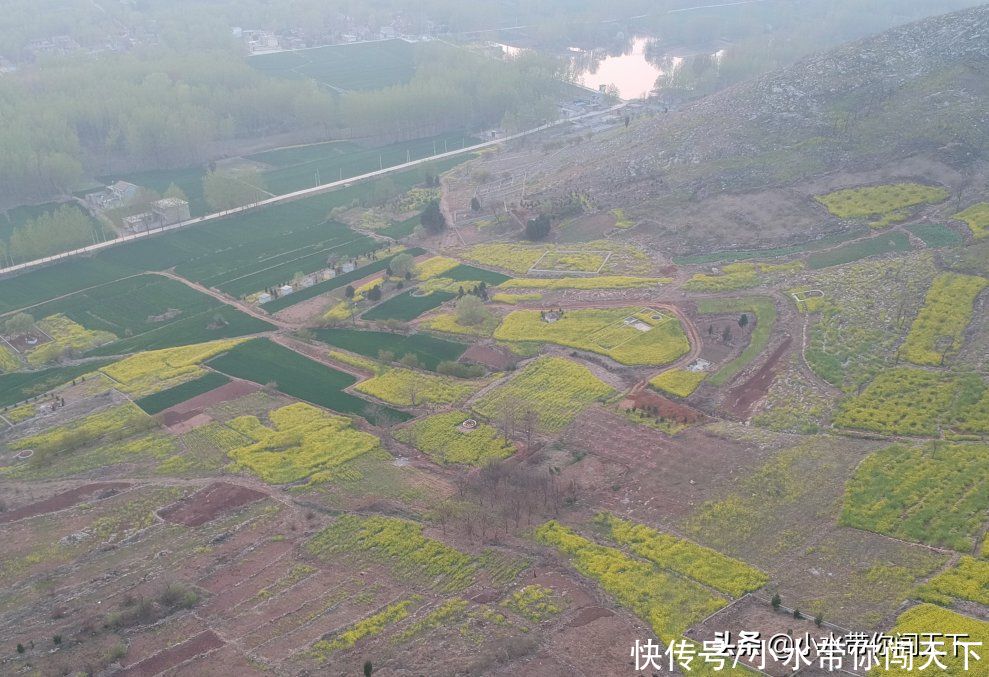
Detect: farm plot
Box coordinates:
(953, 202, 989, 239)
(0, 165, 464, 315)
(472, 357, 613, 432)
(420, 311, 499, 337)
(362, 289, 455, 321)
(803, 253, 937, 391)
(395, 411, 515, 466)
(464, 241, 651, 276)
(673, 228, 870, 265)
(840, 442, 989, 551)
(225, 402, 381, 484)
(649, 369, 706, 398)
(917, 556, 989, 606)
(248, 39, 416, 91)
(22, 314, 115, 366)
(876, 605, 989, 675)
(307, 515, 484, 592)
(354, 368, 479, 407)
(594, 513, 768, 597)
(253, 133, 475, 196)
(498, 275, 670, 290)
(101, 339, 246, 397)
(833, 368, 988, 436)
(493, 307, 689, 366)
(134, 372, 230, 415)
(899, 272, 988, 365)
(906, 222, 963, 247)
(529, 250, 610, 275)
(440, 264, 509, 286)
(0, 360, 111, 407)
(17, 274, 273, 357)
(815, 183, 949, 227)
(312, 328, 467, 371)
(5, 402, 176, 479)
(684, 438, 865, 568)
(806, 230, 913, 269)
(206, 339, 409, 420)
(534, 520, 726, 642)
(696, 297, 776, 386)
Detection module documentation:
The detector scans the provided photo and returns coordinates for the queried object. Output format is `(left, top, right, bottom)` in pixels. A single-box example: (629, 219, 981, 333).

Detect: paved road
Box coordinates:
(0, 104, 626, 279)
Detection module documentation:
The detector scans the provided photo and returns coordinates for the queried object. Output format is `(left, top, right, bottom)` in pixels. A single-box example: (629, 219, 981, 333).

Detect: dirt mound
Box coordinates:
(620, 389, 706, 425)
(118, 630, 224, 677)
(158, 483, 266, 527)
(0, 482, 130, 524)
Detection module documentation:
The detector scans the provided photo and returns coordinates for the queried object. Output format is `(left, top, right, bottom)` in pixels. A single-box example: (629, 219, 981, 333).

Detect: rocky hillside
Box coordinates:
(532, 4, 989, 250)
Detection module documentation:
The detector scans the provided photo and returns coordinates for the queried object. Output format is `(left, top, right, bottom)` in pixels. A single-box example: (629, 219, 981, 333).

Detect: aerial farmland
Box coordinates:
(2, 3, 989, 676)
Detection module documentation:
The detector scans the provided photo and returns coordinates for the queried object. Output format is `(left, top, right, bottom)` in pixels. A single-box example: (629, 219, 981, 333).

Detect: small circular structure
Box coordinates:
(461, 418, 478, 430)
(15, 449, 34, 460)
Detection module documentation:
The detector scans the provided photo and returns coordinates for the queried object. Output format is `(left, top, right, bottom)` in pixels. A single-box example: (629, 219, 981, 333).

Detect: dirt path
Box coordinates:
(149, 270, 296, 330)
(269, 335, 371, 380)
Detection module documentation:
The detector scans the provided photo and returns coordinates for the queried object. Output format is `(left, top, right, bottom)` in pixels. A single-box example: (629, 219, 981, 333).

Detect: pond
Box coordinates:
(571, 36, 680, 100)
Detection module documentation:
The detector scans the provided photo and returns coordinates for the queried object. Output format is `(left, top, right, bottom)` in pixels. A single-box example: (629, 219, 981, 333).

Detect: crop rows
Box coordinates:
(840, 442, 989, 551)
(596, 513, 769, 597)
(307, 515, 481, 592)
(534, 520, 726, 642)
(899, 272, 988, 365)
(206, 339, 409, 421)
(313, 327, 466, 371)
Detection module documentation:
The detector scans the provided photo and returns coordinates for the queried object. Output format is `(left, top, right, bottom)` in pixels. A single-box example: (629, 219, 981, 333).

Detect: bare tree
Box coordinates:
(519, 408, 540, 452)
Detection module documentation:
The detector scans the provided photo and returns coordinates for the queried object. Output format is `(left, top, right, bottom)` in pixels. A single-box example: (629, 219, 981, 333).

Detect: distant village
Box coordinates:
(1, 13, 444, 69)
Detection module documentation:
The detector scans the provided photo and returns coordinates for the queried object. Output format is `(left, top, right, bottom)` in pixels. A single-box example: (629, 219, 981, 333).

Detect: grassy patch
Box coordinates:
(899, 272, 988, 365)
(840, 442, 989, 551)
(312, 597, 421, 658)
(134, 372, 230, 415)
(907, 223, 963, 247)
(473, 357, 613, 432)
(673, 229, 869, 265)
(696, 297, 777, 386)
(953, 202, 989, 239)
(815, 183, 948, 226)
(249, 39, 415, 91)
(494, 307, 689, 366)
(207, 338, 408, 420)
(362, 289, 455, 321)
(806, 231, 913, 269)
(395, 411, 514, 466)
(313, 328, 466, 370)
